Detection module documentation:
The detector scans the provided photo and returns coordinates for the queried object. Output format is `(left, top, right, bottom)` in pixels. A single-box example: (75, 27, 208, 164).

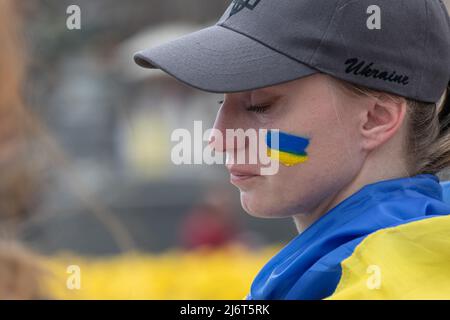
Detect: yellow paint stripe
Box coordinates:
(326, 214, 450, 300)
(267, 149, 308, 167)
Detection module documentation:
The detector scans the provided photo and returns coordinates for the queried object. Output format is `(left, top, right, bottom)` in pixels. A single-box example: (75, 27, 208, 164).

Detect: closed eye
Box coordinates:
(245, 105, 270, 113)
(216, 100, 270, 113)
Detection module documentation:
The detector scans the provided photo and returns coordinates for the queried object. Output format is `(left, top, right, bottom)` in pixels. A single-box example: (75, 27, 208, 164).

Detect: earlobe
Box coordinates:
(360, 96, 407, 151)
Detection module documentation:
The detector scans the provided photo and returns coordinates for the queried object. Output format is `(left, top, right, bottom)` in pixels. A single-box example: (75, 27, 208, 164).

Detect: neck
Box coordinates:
(293, 145, 409, 233)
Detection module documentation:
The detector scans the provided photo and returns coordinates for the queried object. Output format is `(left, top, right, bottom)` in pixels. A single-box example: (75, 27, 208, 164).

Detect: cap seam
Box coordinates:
(438, 0, 450, 78)
(417, 0, 430, 99)
(308, 0, 348, 66)
(216, 23, 318, 71)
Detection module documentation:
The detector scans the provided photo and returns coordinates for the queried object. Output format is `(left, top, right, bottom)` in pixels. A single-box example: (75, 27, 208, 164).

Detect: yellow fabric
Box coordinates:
(43, 245, 281, 299)
(327, 215, 450, 300)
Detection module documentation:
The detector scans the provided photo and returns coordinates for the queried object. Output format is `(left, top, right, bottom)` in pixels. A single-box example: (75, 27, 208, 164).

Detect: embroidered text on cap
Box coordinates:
(230, 0, 261, 17)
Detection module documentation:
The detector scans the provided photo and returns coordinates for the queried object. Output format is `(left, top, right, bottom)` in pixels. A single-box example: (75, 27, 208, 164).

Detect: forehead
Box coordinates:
(224, 75, 324, 100)
(225, 82, 290, 99)
(250, 76, 313, 96)
(254, 80, 298, 93)
(253, 86, 283, 95)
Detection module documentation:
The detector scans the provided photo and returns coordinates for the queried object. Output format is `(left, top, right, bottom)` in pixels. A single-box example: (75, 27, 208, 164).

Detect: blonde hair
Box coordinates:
(337, 80, 450, 175)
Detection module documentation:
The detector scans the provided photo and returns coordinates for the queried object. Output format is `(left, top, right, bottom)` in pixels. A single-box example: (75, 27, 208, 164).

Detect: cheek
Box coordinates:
(311, 107, 362, 171)
(240, 168, 320, 218)
(296, 94, 361, 168)
(237, 172, 303, 218)
(257, 117, 362, 215)
(239, 98, 363, 217)
(289, 111, 364, 203)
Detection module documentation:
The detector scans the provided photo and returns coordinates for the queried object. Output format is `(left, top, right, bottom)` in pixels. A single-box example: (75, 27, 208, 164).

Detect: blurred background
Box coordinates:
(1, 0, 449, 300)
(21, 0, 302, 255)
(0, 0, 301, 299)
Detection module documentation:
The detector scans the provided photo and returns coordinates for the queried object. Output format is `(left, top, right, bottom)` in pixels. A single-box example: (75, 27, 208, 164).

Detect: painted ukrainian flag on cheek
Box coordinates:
(266, 130, 310, 167)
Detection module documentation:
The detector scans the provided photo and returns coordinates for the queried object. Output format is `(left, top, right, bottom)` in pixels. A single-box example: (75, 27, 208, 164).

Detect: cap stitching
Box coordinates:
(308, 0, 344, 66)
(417, 0, 431, 100)
(216, 24, 317, 71)
(438, 0, 450, 79)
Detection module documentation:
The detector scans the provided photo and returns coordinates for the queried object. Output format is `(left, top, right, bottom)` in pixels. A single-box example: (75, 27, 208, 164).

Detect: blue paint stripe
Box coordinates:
(266, 130, 309, 156)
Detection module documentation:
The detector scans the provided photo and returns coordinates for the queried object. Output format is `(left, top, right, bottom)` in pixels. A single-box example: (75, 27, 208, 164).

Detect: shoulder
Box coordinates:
(327, 214, 450, 299)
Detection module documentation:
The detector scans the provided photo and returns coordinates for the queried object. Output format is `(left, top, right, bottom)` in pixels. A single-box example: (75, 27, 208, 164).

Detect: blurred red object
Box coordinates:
(179, 203, 240, 250)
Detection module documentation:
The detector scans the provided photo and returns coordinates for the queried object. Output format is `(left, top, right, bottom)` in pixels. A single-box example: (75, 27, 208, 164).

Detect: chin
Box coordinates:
(240, 191, 290, 219)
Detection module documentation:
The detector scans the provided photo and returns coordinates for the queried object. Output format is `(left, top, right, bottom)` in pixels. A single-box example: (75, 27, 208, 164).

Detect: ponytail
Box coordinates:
(413, 83, 450, 174)
(438, 83, 450, 133)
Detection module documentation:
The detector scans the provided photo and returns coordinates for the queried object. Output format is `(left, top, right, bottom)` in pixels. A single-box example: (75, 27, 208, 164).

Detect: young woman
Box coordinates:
(134, 0, 450, 299)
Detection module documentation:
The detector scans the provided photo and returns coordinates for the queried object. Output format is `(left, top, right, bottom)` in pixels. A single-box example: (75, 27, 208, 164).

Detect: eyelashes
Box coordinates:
(216, 100, 270, 114)
(245, 105, 270, 113)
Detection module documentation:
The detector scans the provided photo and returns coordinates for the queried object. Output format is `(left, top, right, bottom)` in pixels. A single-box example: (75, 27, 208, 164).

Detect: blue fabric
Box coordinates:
(441, 181, 450, 204)
(246, 174, 450, 300)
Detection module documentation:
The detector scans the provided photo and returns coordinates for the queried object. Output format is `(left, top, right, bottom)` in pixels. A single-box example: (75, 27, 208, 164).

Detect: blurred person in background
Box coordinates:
(178, 188, 241, 250)
(134, 0, 450, 299)
(0, 1, 39, 228)
(0, 0, 47, 299)
(0, 241, 47, 299)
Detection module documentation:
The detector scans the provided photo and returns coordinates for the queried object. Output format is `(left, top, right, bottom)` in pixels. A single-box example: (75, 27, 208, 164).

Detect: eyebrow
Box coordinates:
(251, 87, 285, 102)
(253, 86, 282, 94)
(223, 86, 284, 101)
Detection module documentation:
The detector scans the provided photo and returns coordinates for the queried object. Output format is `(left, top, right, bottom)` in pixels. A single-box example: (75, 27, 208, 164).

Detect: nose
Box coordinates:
(208, 100, 246, 154)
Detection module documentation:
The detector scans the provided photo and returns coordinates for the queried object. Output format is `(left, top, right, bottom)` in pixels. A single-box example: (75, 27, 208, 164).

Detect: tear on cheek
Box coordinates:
(266, 130, 310, 167)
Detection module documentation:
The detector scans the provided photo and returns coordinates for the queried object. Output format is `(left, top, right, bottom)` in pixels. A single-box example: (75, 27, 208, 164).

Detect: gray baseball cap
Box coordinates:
(134, 0, 450, 103)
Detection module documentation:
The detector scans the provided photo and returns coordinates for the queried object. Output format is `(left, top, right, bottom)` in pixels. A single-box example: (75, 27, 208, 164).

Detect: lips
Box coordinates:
(227, 166, 260, 184)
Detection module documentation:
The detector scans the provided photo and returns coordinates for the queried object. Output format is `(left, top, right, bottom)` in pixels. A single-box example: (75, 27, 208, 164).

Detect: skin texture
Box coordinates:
(210, 74, 410, 232)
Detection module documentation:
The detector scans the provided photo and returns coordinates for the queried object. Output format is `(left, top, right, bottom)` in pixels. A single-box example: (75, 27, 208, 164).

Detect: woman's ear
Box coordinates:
(360, 95, 407, 151)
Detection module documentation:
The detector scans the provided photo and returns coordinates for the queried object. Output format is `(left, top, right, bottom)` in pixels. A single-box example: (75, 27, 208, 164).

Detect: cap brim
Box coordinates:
(134, 25, 317, 93)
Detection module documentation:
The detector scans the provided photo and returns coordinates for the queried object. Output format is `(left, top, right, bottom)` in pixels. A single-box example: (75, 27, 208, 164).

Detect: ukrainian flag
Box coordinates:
(328, 213, 450, 299)
(266, 130, 310, 166)
(245, 174, 450, 300)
